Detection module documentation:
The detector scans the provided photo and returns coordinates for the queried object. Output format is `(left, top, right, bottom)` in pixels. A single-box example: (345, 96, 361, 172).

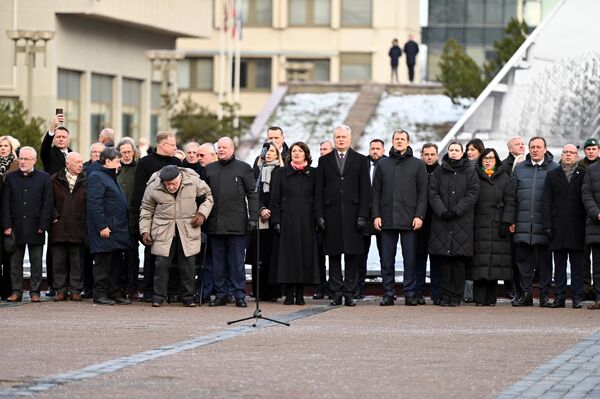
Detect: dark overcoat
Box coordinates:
(2, 169, 53, 245)
(315, 148, 370, 255)
(416, 162, 439, 253)
(542, 164, 586, 251)
(49, 169, 87, 244)
(86, 167, 132, 254)
(40, 131, 72, 175)
(428, 155, 479, 257)
(269, 165, 319, 284)
(581, 162, 600, 245)
(472, 167, 515, 281)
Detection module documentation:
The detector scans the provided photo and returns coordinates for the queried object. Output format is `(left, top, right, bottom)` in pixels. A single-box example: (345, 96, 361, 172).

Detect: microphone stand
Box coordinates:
(228, 156, 289, 327)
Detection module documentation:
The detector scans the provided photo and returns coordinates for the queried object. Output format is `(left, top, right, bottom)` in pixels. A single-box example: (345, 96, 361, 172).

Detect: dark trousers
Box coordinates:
(507, 241, 521, 297)
(52, 243, 84, 294)
(436, 255, 466, 305)
(407, 63, 415, 82)
(516, 243, 552, 294)
(0, 250, 12, 299)
(45, 246, 53, 290)
(553, 249, 583, 300)
(11, 244, 43, 295)
(380, 230, 417, 298)
(93, 250, 123, 300)
(121, 245, 140, 294)
(142, 246, 155, 299)
(473, 280, 498, 305)
(211, 234, 246, 300)
(195, 238, 213, 300)
(416, 252, 441, 299)
(328, 254, 359, 296)
(356, 234, 382, 295)
(391, 65, 398, 83)
(154, 236, 195, 302)
(315, 231, 330, 295)
(83, 249, 94, 295)
(589, 245, 600, 300)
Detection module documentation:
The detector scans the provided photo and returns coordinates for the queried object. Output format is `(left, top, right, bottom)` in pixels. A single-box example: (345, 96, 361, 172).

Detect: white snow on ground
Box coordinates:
(243, 92, 358, 165)
(360, 93, 469, 153)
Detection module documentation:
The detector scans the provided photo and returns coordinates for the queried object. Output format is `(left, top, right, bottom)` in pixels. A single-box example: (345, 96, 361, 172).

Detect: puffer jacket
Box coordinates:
(582, 162, 600, 245)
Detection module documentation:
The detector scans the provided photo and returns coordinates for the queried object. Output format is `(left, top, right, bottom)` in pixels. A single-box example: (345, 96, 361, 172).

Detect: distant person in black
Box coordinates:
(403, 35, 420, 82)
(388, 38, 402, 84)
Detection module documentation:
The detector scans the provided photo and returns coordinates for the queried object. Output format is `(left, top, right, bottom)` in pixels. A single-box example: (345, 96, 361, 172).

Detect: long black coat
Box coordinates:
(315, 148, 370, 255)
(428, 155, 479, 257)
(270, 165, 319, 284)
(542, 165, 586, 251)
(49, 170, 87, 244)
(581, 162, 600, 245)
(204, 157, 259, 235)
(371, 147, 428, 230)
(472, 167, 515, 281)
(87, 167, 133, 254)
(2, 170, 53, 245)
(416, 162, 439, 254)
(40, 131, 72, 175)
(511, 153, 559, 246)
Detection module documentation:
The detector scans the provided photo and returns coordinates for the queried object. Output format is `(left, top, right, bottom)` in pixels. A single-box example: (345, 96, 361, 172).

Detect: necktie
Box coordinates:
(339, 152, 345, 160)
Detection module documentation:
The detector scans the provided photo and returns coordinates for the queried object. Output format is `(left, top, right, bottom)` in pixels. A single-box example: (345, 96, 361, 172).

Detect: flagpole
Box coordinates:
(218, 0, 225, 120)
(233, 0, 241, 128)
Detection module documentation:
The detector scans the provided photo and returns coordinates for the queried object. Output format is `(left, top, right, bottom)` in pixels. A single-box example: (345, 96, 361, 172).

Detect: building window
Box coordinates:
(150, 82, 161, 144)
(286, 58, 330, 81)
(57, 69, 81, 145)
(122, 78, 142, 140)
(91, 73, 113, 142)
(242, 0, 272, 26)
(179, 58, 214, 91)
(340, 53, 371, 81)
(235, 58, 271, 90)
(341, 0, 371, 27)
(289, 0, 331, 26)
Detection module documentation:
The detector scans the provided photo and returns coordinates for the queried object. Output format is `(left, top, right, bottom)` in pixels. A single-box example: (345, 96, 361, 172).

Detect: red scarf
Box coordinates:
(291, 160, 308, 170)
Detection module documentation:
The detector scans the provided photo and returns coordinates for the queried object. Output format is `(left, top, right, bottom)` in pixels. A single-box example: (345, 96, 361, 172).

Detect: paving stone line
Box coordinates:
(497, 330, 600, 399)
(0, 305, 333, 397)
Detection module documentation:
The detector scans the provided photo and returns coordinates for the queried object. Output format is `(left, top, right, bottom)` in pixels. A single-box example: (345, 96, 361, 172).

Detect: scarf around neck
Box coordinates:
(291, 160, 308, 171)
(0, 154, 15, 176)
(260, 160, 280, 193)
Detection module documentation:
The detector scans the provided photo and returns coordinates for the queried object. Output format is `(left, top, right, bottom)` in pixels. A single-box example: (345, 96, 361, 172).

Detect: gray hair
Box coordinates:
(184, 141, 200, 152)
(117, 137, 137, 152)
(333, 125, 351, 137)
(89, 142, 105, 152)
(19, 146, 37, 158)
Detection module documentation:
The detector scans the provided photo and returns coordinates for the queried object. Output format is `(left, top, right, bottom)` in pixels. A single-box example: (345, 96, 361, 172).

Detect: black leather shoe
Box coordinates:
(114, 297, 132, 305)
(94, 297, 116, 305)
(405, 296, 418, 306)
(550, 297, 565, 308)
(432, 296, 442, 306)
(183, 301, 196, 307)
(312, 291, 324, 300)
(344, 295, 356, 307)
(284, 296, 294, 305)
(512, 292, 533, 307)
(152, 301, 163, 307)
(235, 299, 248, 308)
(209, 297, 228, 307)
(295, 296, 305, 306)
(539, 293, 551, 308)
(416, 295, 426, 305)
(380, 295, 394, 306)
(330, 293, 342, 306)
(572, 298, 583, 309)
(46, 288, 56, 297)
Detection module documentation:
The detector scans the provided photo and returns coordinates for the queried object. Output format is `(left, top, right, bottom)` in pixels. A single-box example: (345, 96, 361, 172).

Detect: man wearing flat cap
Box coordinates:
(139, 165, 213, 307)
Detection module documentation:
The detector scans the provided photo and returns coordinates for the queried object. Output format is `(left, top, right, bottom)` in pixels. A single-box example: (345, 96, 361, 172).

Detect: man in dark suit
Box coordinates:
(41, 114, 72, 175)
(315, 125, 370, 306)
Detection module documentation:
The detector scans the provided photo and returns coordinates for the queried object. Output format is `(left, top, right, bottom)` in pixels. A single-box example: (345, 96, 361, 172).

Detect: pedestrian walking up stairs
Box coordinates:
(343, 83, 386, 143)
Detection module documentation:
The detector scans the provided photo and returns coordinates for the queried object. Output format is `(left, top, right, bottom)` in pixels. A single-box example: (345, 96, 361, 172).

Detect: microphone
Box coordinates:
(259, 142, 270, 159)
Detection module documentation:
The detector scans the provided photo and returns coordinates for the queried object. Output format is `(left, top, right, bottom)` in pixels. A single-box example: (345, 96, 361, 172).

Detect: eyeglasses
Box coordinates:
(18, 157, 34, 161)
(562, 151, 578, 155)
(482, 156, 496, 161)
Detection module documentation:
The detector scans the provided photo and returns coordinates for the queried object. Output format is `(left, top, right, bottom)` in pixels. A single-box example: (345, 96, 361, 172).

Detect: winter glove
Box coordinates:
(356, 217, 368, 231)
(248, 220, 258, 231)
(273, 223, 281, 235)
(316, 217, 326, 232)
(141, 232, 153, 246)
(441, 210, 457, 221)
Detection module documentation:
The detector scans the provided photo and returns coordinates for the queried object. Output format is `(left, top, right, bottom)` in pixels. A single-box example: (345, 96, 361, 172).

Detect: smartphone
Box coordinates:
(55, 108, 63, 115)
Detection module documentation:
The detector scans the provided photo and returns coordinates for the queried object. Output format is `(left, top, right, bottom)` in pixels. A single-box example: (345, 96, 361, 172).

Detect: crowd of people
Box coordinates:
(1, 115, 599, 311)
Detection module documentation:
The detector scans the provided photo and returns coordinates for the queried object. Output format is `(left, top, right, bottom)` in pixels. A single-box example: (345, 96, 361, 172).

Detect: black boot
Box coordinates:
(512, 292, 533, 307)
(550, 296, 565, 308)
(295, 285, 305, 305)
(284, 285, 294, 305)
(539, 292, 551, 308)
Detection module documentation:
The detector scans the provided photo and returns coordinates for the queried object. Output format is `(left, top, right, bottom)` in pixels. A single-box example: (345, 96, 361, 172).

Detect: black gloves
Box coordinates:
(316, 217, 326, 232)
(356, 217, 368, 231)
(273, 223, 281, 234)
(499, 222, 511, 239)
(248, 220, 258, 231)
(441, 210, 457, 221)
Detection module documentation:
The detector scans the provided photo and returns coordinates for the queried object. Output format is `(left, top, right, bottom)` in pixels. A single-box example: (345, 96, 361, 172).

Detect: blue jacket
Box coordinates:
(511, 152, 558, 245)
(86, 166, 132, 253)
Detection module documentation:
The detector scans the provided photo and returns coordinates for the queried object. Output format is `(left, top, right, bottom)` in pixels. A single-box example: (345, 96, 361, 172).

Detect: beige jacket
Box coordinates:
(139, 168, 213, 257)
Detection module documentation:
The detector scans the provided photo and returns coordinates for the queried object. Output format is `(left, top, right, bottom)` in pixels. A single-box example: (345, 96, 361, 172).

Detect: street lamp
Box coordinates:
(145, 49, 184, 132)
(6, 29, 55, 117)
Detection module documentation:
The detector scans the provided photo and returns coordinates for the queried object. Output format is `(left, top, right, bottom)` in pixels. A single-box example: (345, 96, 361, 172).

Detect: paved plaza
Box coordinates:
(1, 296, 599, 398)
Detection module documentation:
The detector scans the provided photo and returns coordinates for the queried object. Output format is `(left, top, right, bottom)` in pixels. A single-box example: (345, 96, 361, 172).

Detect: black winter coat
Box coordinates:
(416, 162, 439, 254)
(511, 153, 559, 246)
(371, 146, 428, 230)
(315, 148, 370, 255)
(40, 131, 72, 175)
(388, 45, 402, 66)
(581, 162, 600, 245)
(472, 167, 515, 281)
(117, 161, 138, 231)
(2, 170, 53, 245)
(542, 165, 586, 251)
(87, 167, 133, 254)
(500, 154, 517, 177)
(270, 165, 319, 284)
(428, 155, 479, 257)
(49, 170, 87, 244)
(403, 40, 419, 65)
(204, 156, 259, 235)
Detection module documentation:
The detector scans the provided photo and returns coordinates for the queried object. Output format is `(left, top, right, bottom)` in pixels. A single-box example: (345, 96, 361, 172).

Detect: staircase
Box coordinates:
(343, 83, 386, 143)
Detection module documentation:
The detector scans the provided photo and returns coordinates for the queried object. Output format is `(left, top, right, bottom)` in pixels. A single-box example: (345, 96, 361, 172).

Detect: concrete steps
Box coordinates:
(343, 83, 386, 142)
